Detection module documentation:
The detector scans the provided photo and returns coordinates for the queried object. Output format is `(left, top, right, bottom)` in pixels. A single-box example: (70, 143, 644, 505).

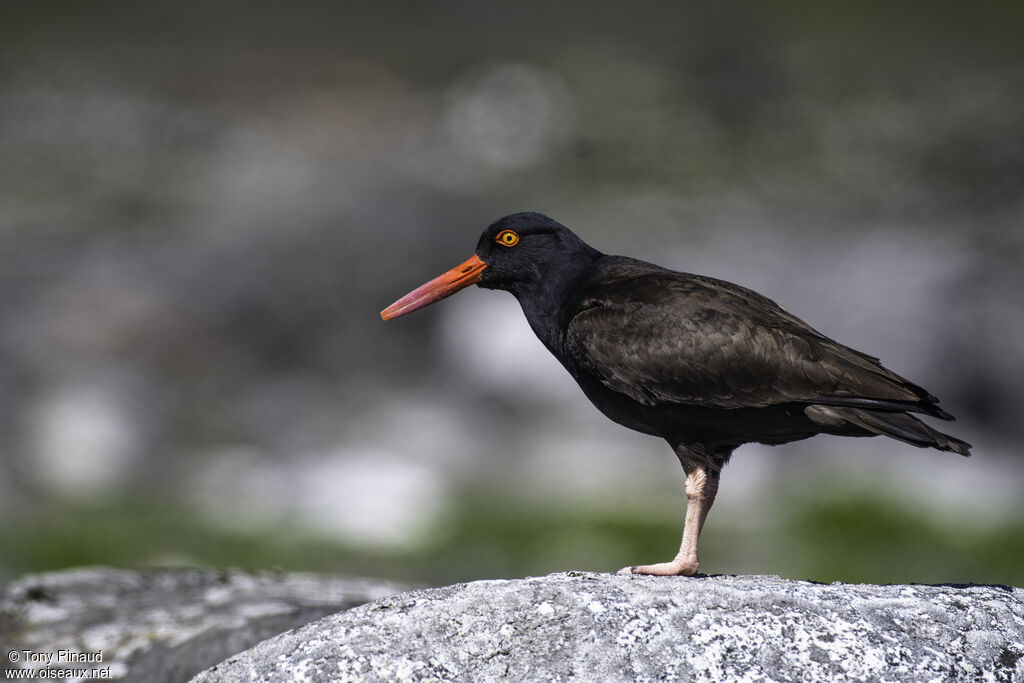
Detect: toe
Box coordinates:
(629, 560, 699, 576)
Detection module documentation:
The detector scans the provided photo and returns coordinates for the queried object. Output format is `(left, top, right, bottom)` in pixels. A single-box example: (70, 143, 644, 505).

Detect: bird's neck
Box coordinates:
(511, 256, 598, 357)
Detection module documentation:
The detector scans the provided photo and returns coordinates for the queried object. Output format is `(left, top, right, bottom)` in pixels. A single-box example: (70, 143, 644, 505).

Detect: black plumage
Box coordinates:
(382, 212, 970, 576)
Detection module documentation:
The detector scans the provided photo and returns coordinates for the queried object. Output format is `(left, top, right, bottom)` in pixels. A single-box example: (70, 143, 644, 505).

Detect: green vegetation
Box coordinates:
(3, 491, 1021, 588)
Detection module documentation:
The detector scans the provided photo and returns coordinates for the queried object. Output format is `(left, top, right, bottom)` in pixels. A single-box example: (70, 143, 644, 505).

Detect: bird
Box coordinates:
(380, 212, 971, 576)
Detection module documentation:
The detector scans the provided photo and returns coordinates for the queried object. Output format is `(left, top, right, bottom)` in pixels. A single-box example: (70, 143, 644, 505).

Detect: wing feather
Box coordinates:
(565, 260, 938, 412)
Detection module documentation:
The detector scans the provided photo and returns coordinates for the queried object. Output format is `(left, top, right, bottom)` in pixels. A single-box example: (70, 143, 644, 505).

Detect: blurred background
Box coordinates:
(1, 2, 1022, 588)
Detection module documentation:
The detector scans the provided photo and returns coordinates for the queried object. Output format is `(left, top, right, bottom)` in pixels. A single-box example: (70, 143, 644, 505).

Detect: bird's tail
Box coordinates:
(806, 405, 972, 456)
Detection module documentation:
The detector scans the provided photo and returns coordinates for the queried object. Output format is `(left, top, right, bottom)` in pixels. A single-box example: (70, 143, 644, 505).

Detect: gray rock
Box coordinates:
(194, 572, 1024, 682)
(0, 566, 406, 683)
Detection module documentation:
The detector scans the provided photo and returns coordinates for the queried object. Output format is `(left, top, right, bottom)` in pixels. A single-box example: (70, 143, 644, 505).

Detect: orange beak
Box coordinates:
(381, 254, 488, 320)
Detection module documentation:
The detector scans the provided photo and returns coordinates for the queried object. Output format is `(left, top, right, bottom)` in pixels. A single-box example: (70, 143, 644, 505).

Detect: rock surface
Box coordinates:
(194, 572, 1024, 682)
(0, 567, 406, 683)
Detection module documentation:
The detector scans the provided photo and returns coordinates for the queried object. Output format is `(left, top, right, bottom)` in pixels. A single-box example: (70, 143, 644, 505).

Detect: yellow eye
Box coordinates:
(496, 229, 520, 247)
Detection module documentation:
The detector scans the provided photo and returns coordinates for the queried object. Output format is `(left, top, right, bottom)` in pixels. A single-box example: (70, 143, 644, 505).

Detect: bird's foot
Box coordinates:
(617, 558, 699, 576)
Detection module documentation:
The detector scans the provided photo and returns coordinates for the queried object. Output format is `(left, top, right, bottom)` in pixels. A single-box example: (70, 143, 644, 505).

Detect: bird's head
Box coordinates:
(381, 212, 600, 320)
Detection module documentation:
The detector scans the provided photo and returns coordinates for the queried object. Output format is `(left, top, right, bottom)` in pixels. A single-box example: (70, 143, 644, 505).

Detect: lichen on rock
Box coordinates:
(193, 572, 1024, 682)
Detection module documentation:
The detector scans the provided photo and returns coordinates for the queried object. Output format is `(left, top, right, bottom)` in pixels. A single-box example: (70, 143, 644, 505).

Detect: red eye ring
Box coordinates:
(496, 229, 520, 247)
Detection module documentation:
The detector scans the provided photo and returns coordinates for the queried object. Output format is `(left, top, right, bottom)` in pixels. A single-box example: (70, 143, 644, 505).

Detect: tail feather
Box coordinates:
(806, 405, 972, 456)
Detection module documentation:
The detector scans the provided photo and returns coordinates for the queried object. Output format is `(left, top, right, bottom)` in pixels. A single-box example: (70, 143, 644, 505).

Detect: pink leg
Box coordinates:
(618, 467, 719, 576)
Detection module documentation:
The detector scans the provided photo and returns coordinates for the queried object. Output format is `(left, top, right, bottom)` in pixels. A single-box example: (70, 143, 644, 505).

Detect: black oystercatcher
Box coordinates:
(381, 212, 971, 576)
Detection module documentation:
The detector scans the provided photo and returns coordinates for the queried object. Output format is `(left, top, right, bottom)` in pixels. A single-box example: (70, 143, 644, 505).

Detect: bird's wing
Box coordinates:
(565, 265, 936, 411)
